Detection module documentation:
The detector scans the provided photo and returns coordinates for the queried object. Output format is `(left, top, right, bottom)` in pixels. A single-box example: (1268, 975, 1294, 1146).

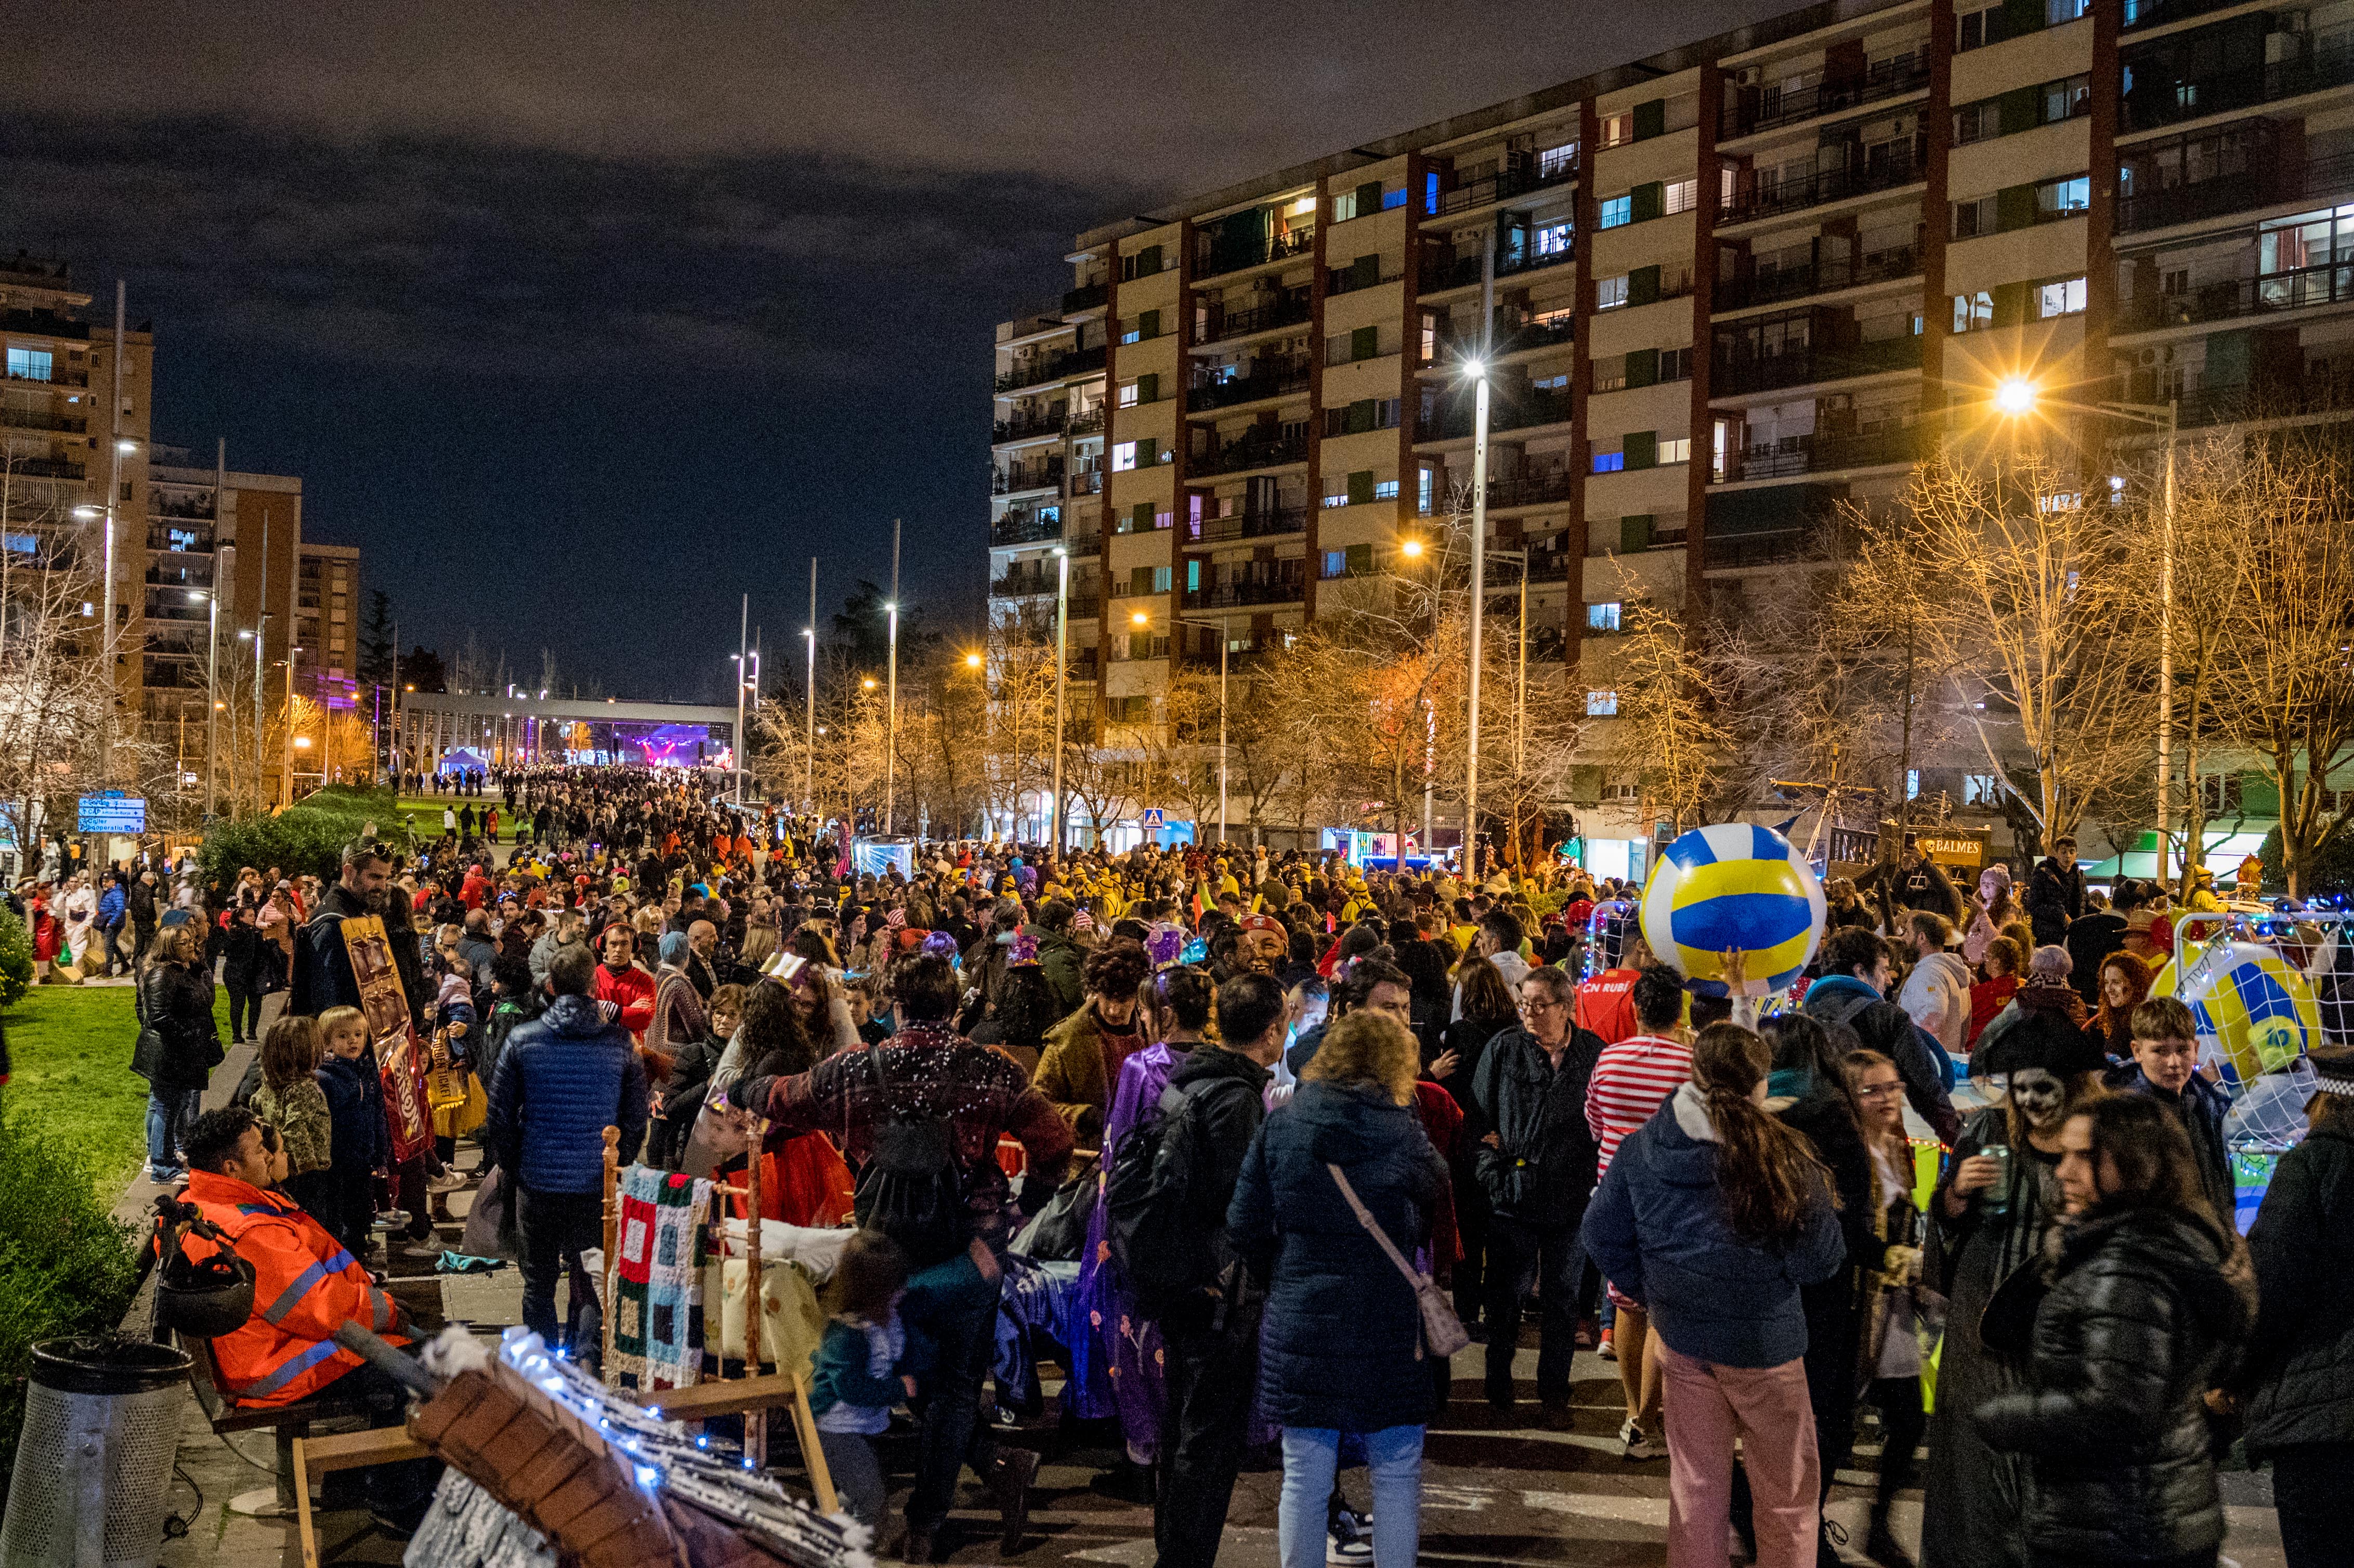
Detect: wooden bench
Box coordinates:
(181, 1332, 375, 1519)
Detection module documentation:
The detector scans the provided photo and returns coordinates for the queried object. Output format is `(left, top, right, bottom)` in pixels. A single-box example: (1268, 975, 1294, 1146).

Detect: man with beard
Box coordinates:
(1232, 912, 1289, 978)
(291, 840, 398, 1017)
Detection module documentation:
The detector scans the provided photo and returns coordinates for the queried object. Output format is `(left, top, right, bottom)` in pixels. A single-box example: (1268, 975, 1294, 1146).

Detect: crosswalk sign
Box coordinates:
(1141, 808, 1166, 828)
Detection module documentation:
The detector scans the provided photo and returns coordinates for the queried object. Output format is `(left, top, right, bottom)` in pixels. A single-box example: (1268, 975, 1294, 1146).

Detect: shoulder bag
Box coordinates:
(1326, 1160, 1470, 1359)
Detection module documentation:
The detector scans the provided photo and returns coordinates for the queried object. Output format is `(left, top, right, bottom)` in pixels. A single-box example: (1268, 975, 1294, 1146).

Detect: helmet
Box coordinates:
(152, 1203, 257, 1340)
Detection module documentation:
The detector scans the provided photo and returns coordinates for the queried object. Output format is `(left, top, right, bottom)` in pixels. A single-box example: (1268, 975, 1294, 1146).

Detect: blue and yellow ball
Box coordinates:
(1639, 823, 1827, 998)
(2174, 941, 2321, 1089)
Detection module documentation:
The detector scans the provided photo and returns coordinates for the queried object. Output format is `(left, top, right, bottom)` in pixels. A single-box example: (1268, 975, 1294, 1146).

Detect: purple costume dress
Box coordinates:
(1068, 1040, 1190, 1456)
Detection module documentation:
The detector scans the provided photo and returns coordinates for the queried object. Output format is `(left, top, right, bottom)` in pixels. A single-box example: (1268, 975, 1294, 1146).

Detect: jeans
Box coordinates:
(515, 1186, 604, 1349)
(1659, 1342, 1818, 1568)
(901, 1253, 1001, 1534)
(1155, 1296, 1262, 1568)
(146, 1087, 203, 1171)
(1484, 1214, 1586, 1404)
(1277, 1426, 1423, 1568)
(2271, 1442, 2354, 1568)
(1867, 1375, 1927, 1521)
(816, 1430, 886, 1531)
(311, 1358, 444, 1526)
(225, 982, 261, 1042)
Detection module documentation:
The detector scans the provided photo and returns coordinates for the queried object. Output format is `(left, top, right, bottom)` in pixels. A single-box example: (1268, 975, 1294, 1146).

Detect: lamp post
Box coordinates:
(804, 557, 818, 815)
(192, 590, 218, 818)
(885, 518, 901, 835)
(1050, 545, 1069, 855)
(1155, 612, 1233, 847)
(236, 628, 257, 809)
(734, 593, 748, 806)
(1402, 531, 1528, 864)
(1463, 356, 1492, 882)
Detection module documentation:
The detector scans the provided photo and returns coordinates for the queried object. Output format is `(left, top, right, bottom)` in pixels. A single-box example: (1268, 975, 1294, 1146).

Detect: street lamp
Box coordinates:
(733, 594, 749, 806)
(1050, 545, 1070, 856)
(1461, 354, 1492, 881)
(804, 556, 818, 815)
(886, 518, 902, 836)
(1993, 377, 2040, 417)
(190, 590, 218, 817)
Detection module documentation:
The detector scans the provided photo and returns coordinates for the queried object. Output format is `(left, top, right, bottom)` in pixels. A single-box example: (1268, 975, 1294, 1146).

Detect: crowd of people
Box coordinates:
(131, 767, 2353, 1568)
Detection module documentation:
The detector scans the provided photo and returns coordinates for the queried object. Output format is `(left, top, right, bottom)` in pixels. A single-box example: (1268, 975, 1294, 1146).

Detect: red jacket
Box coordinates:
(180, 1170, 408, 1407)
(596, 962, 657, 1037)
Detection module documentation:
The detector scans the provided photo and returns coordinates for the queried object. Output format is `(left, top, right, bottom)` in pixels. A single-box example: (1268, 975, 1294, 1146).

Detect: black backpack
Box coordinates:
(1105, 1078, 1245, 1315)
(851, 1041, 969, 1270)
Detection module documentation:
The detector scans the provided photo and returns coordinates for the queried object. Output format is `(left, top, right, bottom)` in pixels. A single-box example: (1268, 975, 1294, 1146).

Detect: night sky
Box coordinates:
(1, 0, 1781, 703)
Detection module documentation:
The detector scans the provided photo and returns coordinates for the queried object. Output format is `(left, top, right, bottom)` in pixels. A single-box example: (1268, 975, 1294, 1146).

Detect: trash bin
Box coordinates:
(1, 1336, 191, 1568)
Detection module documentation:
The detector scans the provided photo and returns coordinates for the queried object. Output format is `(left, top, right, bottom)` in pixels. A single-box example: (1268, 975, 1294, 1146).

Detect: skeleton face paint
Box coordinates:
(2009, 1067, 2066, 1130)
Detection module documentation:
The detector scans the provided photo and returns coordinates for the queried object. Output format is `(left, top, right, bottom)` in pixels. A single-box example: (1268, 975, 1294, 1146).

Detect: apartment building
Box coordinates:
(295, 541, 360, 709)
(995, 0, 2354, 850)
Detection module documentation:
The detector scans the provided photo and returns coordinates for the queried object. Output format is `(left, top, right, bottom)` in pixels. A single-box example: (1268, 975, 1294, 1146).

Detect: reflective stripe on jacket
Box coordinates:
(182, 1169, 407, 1406)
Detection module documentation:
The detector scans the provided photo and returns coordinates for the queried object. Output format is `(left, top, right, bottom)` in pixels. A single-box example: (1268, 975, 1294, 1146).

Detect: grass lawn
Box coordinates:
(2, 979, 237, 1198)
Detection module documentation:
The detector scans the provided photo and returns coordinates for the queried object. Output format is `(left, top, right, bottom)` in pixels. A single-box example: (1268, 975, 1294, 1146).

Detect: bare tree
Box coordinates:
(0, 453, 113, 856)
(1598, 594, 1735, 838)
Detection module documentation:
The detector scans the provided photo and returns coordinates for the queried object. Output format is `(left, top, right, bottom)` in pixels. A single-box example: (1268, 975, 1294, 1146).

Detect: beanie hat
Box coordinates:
(659, 931, 689, 966)
(2026, 945, 2074, 986)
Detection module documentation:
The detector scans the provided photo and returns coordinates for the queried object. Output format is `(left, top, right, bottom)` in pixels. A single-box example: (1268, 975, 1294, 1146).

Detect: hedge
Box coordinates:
(196, 785, 410, 891)
(0, 906, 32, 1009)
(0, 1113, 142, 1509)
(2258, 826, 2354, 899)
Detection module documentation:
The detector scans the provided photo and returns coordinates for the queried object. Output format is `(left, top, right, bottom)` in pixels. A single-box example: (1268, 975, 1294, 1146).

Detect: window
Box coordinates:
(1425, 170, 1441, 214)
(1954, 290, 1994, 331)
(1660, 346, 1695, 383)
(1418, 467, 1435, 514)
(1957, 4, 1995, 48)
(1953, 194, 1999, 238)
(1953, 100, 2003, 144)
(1586, 601, 1623, 633)
(1111, 441, 1138, 472)
(2036, 175, 2090, 220)
(1538, 141, 1579, 178)
(1963, 773, 2000, 806)
(2035, 276, 2087, 318)
(1374, 478, 1400, 501)
(5, 346, 52, 382)
(1153, 566, 1172, 593)
(1906, 770, 1922, 801)
(2047, 0, 2088, 21)
(1118, 380, 1140, 408)
(1659, 436, 1692, 464)
(1322, 548, 1348, 577)
(1592, 449, 1625, 474)
(1663, 178, 1698, 216)
(2044, 74, 2091, 123)
(1535, 220, 1574, 256)
(1586, 689, 1620, 716)
(1596, 273, 1630, 310)
(1598, 110, 1634, 148)
(1599, 194, 1632, 229)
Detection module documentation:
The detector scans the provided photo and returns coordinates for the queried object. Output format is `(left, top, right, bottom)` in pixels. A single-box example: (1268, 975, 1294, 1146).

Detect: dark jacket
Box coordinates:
(132, 958, 220, 1093)
(2109, 1064, 2235, 1226)
(2235, 1123, 2354, 1455)
(646, 1029, 727, 1169)
(289, 882, 372, 1020)
(1433, 1012, 1513, 1138)
(1771, 1074, 1881, 1402)
(1228, 1079, 1448, 1433)
(1802, 976, 1959, 1143)
(2065, 912, 2130, 1007)
(220, 920, 264, 988)
(316, 1051, 388, 1174)
(483, 992, 650, 1194)
(1471, 1024, 1604, 1227)
(1858, 855, 1961, 923)
(1976, 1206, 2254, 1564)
(1027, 924, 1086, 1020)
(2026, 855, 2087, 947)
(1165, 1042, 1272, 1293)
(1580, 1084, 1846, 1368)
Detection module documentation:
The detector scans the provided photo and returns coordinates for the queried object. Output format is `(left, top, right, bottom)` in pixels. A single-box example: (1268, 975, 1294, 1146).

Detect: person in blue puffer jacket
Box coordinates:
(483, 943, 648, 1349)
(1582, 1020, 1845, 1568)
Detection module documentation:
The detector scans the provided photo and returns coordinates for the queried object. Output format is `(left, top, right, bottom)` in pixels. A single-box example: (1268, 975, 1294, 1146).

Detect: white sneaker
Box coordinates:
(1326, 1508, 1373, 1564)
(1620, 1418, 1657, 1460)
(425, 1171, 467, 1194)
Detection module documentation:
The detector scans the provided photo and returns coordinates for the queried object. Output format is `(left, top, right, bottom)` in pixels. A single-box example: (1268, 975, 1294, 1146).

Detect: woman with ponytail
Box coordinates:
(1583, 1022, 1845, 1567)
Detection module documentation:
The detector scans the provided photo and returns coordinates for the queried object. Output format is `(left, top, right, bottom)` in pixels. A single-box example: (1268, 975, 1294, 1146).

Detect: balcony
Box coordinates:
(2119, 144, 2354, 233)
(1184, 577, 1307, 610)
(1422, 241, 1577, 293)
(1431, 315, 1577, 368)
(1192, 430, 1309, 476)
(2122, 26, 2354, 132)
(147, 526, 216, 552)
(1063, 281, 1108, 313)
(1723, 423, 1917, 481)
(0, 405, 86, 435)
(1067, 469, 1104, 497)
(1714, 245, 1920, 311)
(1704, 528, 1816, 568)
(1420, 384, 1575, 440)
(1711, 333, 1922, 396)
(151, 493, 217, 520)
(2118, 259, 2354, 333)
(2122, 0, 2241, 30)
(990, 571, 1057, 599)
(1722, 140, 1927, 225)
(2151, 366, 2354, 428)
(2, 365, 87, 389)
(992, 410, 1066, 443)
(1067, 408, 1106, 437)
(1198, 294, 1312, 345)
(1732, 56, 1931, 137)
(1195, 226, 1316, 281)
(1189, 361, 1312, 411)
(1188, 506, 1308, 543)
(1433, 155, 1581, 217)
(993, 459, 1065, 495)
(991, 511, 1063, 547)
(995, 343, 1106, 394)
(1064, 529, 1104, 557)
(3, 456, 85, 480)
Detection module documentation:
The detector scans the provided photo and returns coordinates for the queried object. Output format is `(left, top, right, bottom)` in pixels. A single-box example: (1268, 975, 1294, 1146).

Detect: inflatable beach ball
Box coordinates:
(1640, 823, 1827, 998)
(2176, 940, 2322, 1089)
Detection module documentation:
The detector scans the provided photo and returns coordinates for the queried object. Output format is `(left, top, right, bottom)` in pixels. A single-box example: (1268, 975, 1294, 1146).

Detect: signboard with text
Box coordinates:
(76, 793, 146, 833)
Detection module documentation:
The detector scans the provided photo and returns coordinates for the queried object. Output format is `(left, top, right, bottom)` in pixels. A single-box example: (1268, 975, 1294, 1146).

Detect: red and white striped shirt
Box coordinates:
(1586, 1032, 1695, 1174)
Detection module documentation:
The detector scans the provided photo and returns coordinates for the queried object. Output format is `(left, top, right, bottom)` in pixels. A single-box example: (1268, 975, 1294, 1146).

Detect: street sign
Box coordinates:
(1141, 808, 1165, 828)
(78, 792, 147, 833)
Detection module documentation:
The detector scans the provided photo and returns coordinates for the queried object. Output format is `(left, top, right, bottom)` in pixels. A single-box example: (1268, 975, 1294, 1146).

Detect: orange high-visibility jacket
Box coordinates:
(181, 1170, 409, 1406)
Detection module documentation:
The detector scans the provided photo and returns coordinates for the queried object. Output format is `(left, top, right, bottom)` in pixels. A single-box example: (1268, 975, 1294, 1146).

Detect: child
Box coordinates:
(430, 969, 479, 1172)
(314, 1004, 387, 1259)
(252, 1014, 335, 1230)
(1842, 1047, 1928, 1568)
(808, 1230, 922, 1533)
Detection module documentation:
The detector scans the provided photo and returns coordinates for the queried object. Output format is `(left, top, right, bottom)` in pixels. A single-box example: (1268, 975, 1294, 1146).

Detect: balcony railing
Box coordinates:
(1434, 316, 1577, 366)
(1420, 384, 1575, 440)
(990, 512, 1062, 547)
(1733, 56, 1931, 136)
(2120, 259, 2354, 333)
(1196, 225, 1316, 280)
(1064, 530, 1103, 556)
(1188, 506, 1308, 543)
(1067, 469, 1105, 496)
(1183, 578, 1307, 610)
(990, 572, 1057, 599)
(2123, 0, 2239, 29)
(1192, 431, 1309, 476)
(2118, 147, 2354, 234)
(1063, 281, 1108, 313)
(1722, 140, 1927, 224)
(1199, 294, 1312, 344)
(1704, 528, 1816, 568)
(2122, 27, 2354, 132)
(1422, 242, 1577, 293)
(1715, 246, 1920, 311)
(1067, 408, 1106, 436)
(1724, 423, 1917, 481)
(995, 343, 1107, 394)
(1434, 155, 1580, 217)
(0, 406, 86, 435)
(1190, 362, 1312, 410)
(992, 411, 1066, 443)
(1711, 332, 1922, 395)
(3, 367, 88, 389)
(993, 461, 1065, 495)
(2, 456, 85, 480)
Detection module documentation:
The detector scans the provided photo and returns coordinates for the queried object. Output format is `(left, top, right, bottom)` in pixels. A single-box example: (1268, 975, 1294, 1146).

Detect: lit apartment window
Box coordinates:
(2035, 277, 2087, 319)
(1536, 220, 1574, 255)
(1418, 468, 1435, 514)
(5, 346, 51, 382)
(1592, 449, 1625, 474)
(1374, 478, 1400, 501)
(1659, 436, 1692, 464)
(1954, 291, 1994, 332)
(1596, 274, 1630, 310)
(1964, 772, 2000, 806)
(1599, 194, 1632, 229)
(1111, 441, 1138, 472)
(1322, 548, 1346, 577)
(1538, 141, 1579, 178)
(2036, 175, 2090, 219)
(1663, 178, 1699, 216)
(1586, 602, 1623, 633)
(1587, 689, 1620, 716)
(1118, 380, 1140, 408)
(1598, 110, 1634, 148)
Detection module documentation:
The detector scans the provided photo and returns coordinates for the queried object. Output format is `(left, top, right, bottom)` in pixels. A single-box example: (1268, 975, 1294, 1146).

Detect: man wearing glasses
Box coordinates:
(1472, 966, 1606, 1429)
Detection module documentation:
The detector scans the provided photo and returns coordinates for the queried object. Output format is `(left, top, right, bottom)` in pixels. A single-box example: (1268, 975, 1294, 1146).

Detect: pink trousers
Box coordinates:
(1658, 1340, 1821, 1568)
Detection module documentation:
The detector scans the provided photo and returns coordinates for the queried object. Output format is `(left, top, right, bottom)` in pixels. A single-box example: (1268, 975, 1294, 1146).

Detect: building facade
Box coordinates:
(991, 0, 2354, 858)
(393, 692, 736, 777)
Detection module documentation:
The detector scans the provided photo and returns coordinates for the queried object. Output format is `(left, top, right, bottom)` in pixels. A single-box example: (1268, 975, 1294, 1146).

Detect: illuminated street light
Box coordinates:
(862, 677, 878, 690)
(1993, 377, 2039, 417)
(1131, 610, 1150, 626)
(1399, 538, 1424, 559)
(963, 651, 982, 669)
